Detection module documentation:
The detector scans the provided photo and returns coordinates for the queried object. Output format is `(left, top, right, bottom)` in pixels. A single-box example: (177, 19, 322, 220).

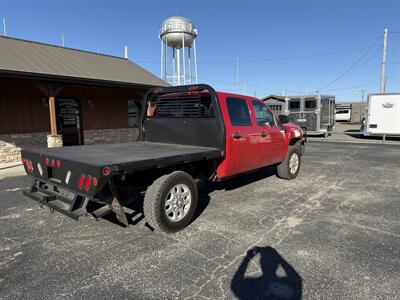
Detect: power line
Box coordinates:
(319, 37, 381, 91)
(135, 47, 367, 65)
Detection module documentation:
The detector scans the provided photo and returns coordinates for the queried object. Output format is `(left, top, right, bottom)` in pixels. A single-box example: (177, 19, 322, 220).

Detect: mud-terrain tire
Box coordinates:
(276, 145, 301, 180)
(144, 171, 198, 233)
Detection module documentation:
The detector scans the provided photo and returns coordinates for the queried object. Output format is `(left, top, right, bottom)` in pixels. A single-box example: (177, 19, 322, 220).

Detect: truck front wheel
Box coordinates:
(276, 145, 301, 180)
(144, 171, 198, 233)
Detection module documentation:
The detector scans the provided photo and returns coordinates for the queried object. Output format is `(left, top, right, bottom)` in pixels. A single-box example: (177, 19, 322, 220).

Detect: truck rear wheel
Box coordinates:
(144, 171, 198, 233)
(276, 145, 301, 180)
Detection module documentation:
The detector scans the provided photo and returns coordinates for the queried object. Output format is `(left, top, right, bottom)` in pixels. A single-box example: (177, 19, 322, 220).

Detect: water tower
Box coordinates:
(160, 16, 198, 85)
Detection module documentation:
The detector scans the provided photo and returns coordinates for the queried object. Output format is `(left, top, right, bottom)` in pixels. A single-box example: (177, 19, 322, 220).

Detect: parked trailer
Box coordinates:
(362, 93, 400, 137)
(336, 102, 367, 123)
(287, 95, 335, 137)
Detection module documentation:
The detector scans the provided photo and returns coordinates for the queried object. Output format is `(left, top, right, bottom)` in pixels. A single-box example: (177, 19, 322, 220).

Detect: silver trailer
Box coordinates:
(287, 95, 335, 137)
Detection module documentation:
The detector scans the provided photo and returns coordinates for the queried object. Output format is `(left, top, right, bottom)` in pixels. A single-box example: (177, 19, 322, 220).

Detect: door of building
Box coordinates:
(56, 98, 83, 146)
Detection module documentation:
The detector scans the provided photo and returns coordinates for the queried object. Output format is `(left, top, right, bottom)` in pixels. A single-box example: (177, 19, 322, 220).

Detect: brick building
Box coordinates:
(0, 36, 168, 162)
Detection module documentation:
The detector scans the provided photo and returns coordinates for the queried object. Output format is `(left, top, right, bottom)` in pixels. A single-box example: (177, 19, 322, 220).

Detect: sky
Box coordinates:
(1, 0, 399, 101)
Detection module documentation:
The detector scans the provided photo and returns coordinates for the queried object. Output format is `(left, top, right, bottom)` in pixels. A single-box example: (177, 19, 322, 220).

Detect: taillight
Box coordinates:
(44, 157, 49, 166)
(103, 166, 111, 176)
(51, 159, 55, 167)
(56, 160, 61, 168)
(29, 160, 34, 173)
(92, 177, 98, 186)
(78, 174, 85, 190)
(84, 175, 92, 191)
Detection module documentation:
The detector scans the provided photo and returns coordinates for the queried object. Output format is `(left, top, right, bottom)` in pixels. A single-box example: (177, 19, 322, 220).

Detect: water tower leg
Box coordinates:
(172, 48, 176, 85)
(160, 40, 164, 80)
(182, 33, 186, 85)
(164, 37, 168, 81)
(177, 48, 181, 85)
(188, 47, 192, 84)
(193, 39, 198, 84)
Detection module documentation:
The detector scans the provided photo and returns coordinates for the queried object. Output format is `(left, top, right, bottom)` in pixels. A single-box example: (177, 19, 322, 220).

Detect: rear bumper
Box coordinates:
(23, 181, 89, 220)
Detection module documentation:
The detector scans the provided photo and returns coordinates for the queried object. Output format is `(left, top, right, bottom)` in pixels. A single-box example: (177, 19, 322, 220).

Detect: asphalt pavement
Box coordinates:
(0, 142, 399, 299)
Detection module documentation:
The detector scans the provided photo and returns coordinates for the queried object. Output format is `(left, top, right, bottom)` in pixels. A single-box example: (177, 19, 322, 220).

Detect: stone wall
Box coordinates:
(0, 132, 48, 163)
(83, 128, 138, 145)
(0, 128, 139, 163)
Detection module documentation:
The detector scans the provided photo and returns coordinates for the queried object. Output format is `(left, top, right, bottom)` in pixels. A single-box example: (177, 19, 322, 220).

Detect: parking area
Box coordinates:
(0, 142, 399, 299)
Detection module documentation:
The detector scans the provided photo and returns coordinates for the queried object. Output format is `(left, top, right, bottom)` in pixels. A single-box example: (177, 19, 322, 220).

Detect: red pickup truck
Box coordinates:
(22, 84, 305, 233)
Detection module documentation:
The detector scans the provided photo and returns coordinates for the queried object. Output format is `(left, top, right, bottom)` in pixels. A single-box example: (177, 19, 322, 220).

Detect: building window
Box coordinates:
(128, 100, 139, 128)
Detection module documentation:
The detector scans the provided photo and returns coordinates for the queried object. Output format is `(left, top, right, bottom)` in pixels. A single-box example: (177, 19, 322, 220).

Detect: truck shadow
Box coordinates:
(88, 166, 277, 229)
(231, 246, 302, 300)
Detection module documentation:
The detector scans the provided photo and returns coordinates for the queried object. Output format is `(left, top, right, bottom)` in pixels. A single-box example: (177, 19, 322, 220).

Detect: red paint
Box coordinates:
(214, 92, 303, 179)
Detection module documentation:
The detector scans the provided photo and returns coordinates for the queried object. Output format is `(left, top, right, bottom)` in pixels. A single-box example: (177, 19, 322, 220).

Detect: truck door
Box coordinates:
(223, 97, 259, 176)
(251, 100, 285, 165)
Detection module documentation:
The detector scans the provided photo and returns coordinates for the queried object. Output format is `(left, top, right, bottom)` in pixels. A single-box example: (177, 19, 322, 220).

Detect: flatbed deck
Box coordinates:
(30, 142, 221, 172)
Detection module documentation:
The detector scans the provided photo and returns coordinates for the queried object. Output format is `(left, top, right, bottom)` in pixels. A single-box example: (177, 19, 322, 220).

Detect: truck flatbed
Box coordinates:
(29, 142, 221, 172)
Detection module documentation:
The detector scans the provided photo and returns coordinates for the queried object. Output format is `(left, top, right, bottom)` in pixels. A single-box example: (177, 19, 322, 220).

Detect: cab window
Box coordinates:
(226, 97, 252, 126)
(251, 101, 276, 126)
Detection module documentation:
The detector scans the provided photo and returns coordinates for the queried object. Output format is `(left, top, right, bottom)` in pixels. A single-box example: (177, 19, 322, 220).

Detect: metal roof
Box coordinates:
(261, 95, 286, 102)
(0, 36, 168, 88)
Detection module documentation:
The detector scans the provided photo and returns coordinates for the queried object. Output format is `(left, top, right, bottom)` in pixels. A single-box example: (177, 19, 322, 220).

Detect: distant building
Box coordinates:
(262, 95, 287, 116)
(0, 36, 168, 162)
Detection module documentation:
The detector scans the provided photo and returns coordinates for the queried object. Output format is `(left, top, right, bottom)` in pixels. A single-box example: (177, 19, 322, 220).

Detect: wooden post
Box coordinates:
(48, 96, 57, 136)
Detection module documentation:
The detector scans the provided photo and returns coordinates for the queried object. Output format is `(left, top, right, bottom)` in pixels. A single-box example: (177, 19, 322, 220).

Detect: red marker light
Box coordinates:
(189, 85, 198, 91)
(78, 174, 85, 190)
(92, 177, 98, 186)
(84, 175, 92, 191)
(154, 87, 163, 94)
(102, 166, 111, 176)
(51, 159, 55, 167)
(56, 160, 61, 168)
(44, 157, 49, 166)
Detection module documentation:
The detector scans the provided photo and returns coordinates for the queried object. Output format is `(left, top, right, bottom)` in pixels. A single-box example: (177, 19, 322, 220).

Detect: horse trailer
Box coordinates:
(362, 93, 400, 137)
(286, 95, 335, 137)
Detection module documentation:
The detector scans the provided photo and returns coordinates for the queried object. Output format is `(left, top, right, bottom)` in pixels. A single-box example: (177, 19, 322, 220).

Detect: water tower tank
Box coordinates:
(160, 16, 197, 49)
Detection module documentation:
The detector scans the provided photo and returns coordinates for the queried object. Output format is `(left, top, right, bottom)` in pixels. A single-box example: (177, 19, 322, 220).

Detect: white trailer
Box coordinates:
(362, 93, 400, 137)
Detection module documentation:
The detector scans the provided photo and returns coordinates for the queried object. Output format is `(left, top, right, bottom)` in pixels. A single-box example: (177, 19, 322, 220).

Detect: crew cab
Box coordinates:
(21, 84, 305, 233)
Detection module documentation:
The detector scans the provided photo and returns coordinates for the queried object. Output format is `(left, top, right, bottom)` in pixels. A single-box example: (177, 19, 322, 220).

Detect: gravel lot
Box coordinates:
(0, 142, 399, 299)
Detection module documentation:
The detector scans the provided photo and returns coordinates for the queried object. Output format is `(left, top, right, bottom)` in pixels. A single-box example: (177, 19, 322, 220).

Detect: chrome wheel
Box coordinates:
(164, 184, 192, 222)
(289, 153, 299, 174)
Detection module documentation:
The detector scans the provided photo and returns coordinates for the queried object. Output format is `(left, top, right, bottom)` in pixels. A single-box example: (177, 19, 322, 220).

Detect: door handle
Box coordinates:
(232, 133, 242, 139)
(261, 132, 268, 137)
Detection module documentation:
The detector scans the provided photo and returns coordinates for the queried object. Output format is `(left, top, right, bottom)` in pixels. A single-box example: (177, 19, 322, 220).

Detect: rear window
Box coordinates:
(226, 97, 252, 126)
(289, 100, 300, 110)
(146, 93, 214, 118)
(336, 110, 349, 114)
(305, 99, 316, 110)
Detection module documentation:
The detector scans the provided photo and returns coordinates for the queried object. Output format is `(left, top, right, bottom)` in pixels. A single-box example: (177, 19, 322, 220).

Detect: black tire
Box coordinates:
(144, 171, 198, 233)
(276, 145, 301, 180)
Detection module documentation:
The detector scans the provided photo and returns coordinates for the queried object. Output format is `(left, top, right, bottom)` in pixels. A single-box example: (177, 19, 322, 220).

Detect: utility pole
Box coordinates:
(380, 28, 388, 93)
(61, 33, 64, 47)
(2, 18, 6, 36)
(235, 57, 239, 88)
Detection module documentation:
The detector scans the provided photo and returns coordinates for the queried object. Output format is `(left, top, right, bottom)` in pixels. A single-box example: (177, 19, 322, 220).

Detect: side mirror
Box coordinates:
(278, 114, 290, 124)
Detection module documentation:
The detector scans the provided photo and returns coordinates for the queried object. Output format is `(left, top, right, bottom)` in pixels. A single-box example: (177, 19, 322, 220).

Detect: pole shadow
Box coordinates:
(231, 246, 302, 300)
